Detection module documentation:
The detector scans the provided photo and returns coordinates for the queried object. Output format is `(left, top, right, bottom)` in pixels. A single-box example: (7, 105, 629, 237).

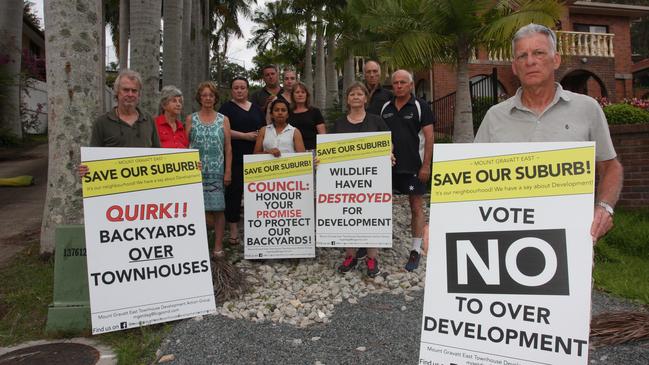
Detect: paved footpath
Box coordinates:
(0, 142, 48, 267)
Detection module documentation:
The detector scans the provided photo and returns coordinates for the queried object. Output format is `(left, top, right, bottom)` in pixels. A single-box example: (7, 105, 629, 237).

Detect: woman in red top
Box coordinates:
(155, 85, 189, 148)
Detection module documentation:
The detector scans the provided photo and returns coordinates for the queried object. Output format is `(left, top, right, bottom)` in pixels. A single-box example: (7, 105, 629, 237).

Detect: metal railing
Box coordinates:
(431, 68, 499, 138)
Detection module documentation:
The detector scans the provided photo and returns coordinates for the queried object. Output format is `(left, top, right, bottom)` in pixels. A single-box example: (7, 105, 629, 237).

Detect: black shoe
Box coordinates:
(366, 257, 380, 278)
(337, 255, 358, 273)
(405, 250, 420, 272)
(355, 247, 367, 260)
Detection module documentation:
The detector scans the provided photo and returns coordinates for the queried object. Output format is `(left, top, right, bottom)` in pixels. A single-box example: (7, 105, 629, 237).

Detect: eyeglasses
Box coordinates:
(514, 50, 550, 62)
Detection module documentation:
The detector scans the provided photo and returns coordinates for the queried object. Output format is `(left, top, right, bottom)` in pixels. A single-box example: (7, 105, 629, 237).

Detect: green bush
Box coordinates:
(603, 103, 649, 125)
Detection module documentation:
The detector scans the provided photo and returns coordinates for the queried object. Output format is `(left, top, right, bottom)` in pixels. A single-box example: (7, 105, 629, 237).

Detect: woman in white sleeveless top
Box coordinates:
(254, 99, 305, 156)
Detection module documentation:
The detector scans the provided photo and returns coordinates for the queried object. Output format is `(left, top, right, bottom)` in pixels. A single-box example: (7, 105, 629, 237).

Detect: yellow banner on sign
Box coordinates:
(430, 147, 595, 203)
(82, 151, 202, 198)
(316, 133, 391, 164)
(244, 154, 313, 182)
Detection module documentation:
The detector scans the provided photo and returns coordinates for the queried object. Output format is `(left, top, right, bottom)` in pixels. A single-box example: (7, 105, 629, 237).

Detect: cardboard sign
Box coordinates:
(243, 153, 315, 259)
(419, 142, 595, 365)
(81, 147, 216, 334)
(315, 132, 392, 247)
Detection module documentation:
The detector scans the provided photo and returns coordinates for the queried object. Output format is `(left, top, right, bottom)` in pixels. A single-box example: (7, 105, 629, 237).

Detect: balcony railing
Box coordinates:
(557, 31, 614, 57)
(472, 31, 615, 62)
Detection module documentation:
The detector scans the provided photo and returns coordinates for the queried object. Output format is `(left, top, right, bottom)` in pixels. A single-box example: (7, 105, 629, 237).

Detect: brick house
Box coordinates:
(412, 1, 649, 104)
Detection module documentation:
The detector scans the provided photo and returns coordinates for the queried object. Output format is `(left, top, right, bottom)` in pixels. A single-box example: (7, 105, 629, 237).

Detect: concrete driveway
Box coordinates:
(0, 142, 48, 267)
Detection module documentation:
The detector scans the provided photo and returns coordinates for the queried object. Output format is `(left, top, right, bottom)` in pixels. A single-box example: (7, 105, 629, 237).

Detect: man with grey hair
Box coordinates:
(381, 69, 435, 271)
(475, 23, 623, 240)
(364, 60, 392, 115)
(90, 68, 160, 147)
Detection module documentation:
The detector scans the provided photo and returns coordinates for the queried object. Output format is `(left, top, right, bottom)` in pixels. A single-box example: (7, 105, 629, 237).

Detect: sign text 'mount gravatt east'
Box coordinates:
(420, 142, 595, 365)
(81, 147, 216, 335)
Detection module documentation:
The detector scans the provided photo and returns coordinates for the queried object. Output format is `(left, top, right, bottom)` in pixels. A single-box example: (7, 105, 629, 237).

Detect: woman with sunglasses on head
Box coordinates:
(289, 82, 326, 151)
(186, 81, 232, 258)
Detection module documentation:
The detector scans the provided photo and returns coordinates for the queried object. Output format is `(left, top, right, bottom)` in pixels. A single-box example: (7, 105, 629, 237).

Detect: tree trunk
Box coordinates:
(181, 0, 193, 114)
(325, 33, 338, 111)
(0, 0, 23, 139)
(201, 0, 210, 82)
(118, 0, 129, 69)
(41, 0, 105, 253)
(313, 20, 326, 110)
(342, 54, 355, 111)
(190, 0, 201, 92)
(218, 33, 230, 87)
(130, 0, 162, 117)
(162, 0, 183, 88)
(303, 20, 313, 93)
(453, 51, 474, 143)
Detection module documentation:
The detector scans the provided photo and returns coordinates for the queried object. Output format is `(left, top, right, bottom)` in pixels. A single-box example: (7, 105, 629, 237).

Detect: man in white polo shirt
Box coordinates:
(475, 23, 623, 241)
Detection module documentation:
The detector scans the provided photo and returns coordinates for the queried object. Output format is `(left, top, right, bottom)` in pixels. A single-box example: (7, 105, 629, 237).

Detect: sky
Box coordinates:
(32, 0, 265, 71)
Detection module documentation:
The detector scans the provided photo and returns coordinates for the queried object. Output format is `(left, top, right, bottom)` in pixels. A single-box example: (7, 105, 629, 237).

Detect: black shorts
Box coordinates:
(392, 173, 426, 195)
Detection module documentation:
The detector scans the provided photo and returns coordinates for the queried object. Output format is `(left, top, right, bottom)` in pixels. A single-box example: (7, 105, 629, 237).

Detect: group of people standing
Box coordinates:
(83, 22, 623, 281)
(241, 63, 434, 278)
(85, 60, 432, 278)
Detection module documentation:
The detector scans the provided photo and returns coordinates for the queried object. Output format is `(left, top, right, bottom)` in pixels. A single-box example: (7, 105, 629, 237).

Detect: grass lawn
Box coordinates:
(593, 208, 649, 305)
(0, 242, 171, 364)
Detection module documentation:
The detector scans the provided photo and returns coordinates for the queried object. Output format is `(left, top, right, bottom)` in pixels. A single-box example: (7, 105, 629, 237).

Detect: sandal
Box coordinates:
(228, 237, 240, 245)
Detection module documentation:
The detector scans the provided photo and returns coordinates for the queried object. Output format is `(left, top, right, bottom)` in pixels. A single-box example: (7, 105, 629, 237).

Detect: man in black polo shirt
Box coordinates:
(364, 60, 392, 115)
(381, 69, 434, 271)
(250, 64, 282, 115)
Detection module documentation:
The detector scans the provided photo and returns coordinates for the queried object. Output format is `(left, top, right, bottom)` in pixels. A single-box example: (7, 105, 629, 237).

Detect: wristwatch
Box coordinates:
(596, 201, 614, 216)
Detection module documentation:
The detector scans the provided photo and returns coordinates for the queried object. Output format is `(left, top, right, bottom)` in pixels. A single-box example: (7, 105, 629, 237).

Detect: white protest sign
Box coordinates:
(315, 132, 392, 247)
(419, 142, 595, 365)
(243, 152, 315, 259)
(81, 147, 215, 335)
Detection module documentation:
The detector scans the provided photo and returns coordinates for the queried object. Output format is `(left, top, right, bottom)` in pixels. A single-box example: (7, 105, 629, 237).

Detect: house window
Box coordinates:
(573, 24, 608, 33)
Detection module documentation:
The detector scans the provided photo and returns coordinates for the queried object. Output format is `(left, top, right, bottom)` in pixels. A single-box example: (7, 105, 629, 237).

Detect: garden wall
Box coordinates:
(609, 124, 649, 208)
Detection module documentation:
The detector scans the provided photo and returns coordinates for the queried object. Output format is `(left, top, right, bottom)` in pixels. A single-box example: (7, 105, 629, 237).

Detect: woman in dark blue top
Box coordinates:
(218, 77, 265, 245)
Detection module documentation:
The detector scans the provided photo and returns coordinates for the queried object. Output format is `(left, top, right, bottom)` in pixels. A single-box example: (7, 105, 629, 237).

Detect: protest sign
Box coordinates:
(419, 142, 595, 365)
(81, 147, 215, 335)
(243, 153, 315, 259)
(315, 132, 392, 247)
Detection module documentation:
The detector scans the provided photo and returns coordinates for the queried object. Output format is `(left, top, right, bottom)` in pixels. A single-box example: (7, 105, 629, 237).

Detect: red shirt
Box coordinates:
(155, 115, 189, 148)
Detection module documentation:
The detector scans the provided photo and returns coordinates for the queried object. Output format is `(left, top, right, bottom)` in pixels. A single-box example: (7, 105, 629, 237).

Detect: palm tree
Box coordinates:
(213, 0, 254, 86)
(0, 0, 23, 139)
(119, 0, 129, 69)
(41, 0, 105, 253)
(163, 0, 183, 88)
(182, 0, 192, 112)
(286, 0, 329, 92)
(130, 0, 162, 116)
(325, 32, 338, 109)
(248, 1, 299, 53)
(313, 17, 326, 109)
(348, 0, 563, 142)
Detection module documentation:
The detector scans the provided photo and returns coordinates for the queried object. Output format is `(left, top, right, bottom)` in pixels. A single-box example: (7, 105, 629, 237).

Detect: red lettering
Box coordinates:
(105, 202, 187, 222)
(106, 205, 123, 222)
